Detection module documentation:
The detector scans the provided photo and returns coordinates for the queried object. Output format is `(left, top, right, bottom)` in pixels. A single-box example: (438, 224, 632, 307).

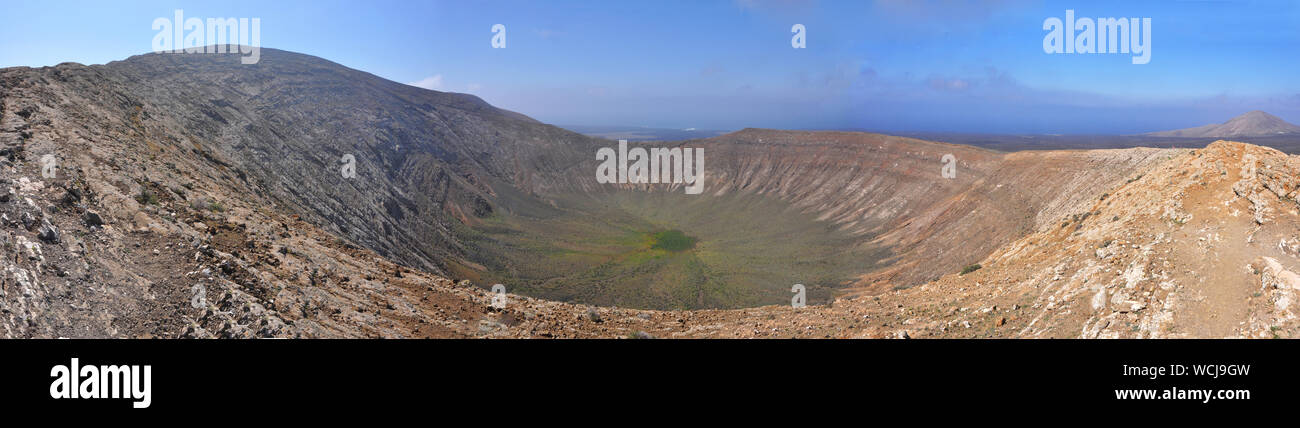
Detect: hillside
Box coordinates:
(2, 49, 1298, 338)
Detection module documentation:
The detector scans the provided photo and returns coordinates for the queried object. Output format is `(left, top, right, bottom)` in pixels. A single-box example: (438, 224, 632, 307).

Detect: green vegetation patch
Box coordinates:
(460, 191, 890, 310)
(649, 229, 697, 252)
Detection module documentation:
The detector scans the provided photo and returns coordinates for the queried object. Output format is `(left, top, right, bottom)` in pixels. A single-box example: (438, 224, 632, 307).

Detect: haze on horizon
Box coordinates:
(1, 0, 1297, 135)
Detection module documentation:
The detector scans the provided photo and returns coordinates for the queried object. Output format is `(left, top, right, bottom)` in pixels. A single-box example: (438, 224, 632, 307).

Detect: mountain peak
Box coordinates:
(1227, 110, 1286, 125)
(1146, 110, 1300, 138)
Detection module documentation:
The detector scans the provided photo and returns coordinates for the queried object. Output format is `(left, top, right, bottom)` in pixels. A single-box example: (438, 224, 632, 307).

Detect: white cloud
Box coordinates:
(408, 75, 443, 90)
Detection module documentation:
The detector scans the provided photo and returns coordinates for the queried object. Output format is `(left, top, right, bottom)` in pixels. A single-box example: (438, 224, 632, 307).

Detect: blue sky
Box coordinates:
(1, 0, 1298, 134)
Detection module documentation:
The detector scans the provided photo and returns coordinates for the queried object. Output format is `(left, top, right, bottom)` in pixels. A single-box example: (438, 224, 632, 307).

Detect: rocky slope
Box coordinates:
(709, 140, 1300, 339)
(3, 49, 1298, 337)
